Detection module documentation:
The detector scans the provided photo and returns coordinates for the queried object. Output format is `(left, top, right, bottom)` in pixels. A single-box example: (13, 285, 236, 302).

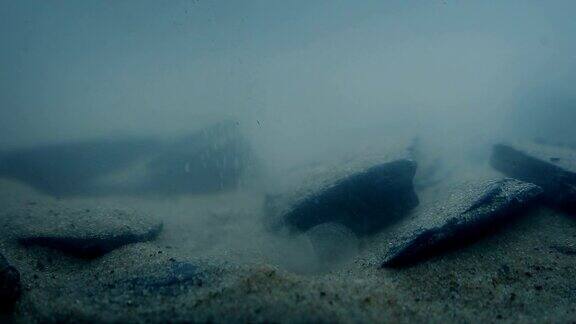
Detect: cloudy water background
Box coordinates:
(3, 3, 576, 322)
(1, 1, 575, 167)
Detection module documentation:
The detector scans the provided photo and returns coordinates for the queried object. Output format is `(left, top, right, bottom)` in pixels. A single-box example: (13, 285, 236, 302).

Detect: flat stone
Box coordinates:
(265, 156, 419, 236)
(2, 204, 162, 258)
(0, 252, 21, 311)
(115, 261, 206, 296)
(87, 246, 223, 301)
(491, 142, 576, 211)
(381, 178, 542, 267)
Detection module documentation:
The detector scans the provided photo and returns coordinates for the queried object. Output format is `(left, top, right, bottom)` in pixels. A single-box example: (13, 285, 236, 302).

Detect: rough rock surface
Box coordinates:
(491, 142, 576, 211)
(2, 203, 163, 258)
(265, 157, 419, 235)
(0, 252, 21, 311)
(382, 178, 543, 267)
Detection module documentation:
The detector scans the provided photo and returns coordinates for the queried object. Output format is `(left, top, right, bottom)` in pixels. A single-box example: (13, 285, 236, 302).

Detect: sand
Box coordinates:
(1, 171, 575, 323)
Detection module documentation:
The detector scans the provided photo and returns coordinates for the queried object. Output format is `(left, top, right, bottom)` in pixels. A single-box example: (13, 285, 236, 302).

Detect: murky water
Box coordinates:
(1, 1, 576, 322)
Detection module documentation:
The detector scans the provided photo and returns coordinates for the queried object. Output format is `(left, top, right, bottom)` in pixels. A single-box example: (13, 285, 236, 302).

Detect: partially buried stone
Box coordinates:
(382, 178, 542, 267)
(0, 252, 21, 310)
(266, 158, 419, 236)
(116, 261, 206, 296)
(3, 204, 163, 258)
(491, 141, 576, 212)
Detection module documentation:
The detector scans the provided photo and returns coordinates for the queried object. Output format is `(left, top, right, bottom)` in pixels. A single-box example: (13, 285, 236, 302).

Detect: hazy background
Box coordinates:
(1, 0, 575, 168)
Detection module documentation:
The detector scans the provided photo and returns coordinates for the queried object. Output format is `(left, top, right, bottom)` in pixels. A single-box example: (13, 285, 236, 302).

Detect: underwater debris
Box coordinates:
(382, 178, 542, 267)
(4, 204, 162, 258)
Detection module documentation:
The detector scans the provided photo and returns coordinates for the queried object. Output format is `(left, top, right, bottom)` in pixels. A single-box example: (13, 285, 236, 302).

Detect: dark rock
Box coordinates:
(4, 204, 163, 258)
(0, 138, 160, 196)
(0, 121, 252, 196)
(0, 253, 21, 311)
(266, 157, 419, 235)
(382, 178, 542, 267)
(491, 142, 576, 211)
(19, 227, 162, 259)
(117, 261, 205, 296)
(145, 120, 252, 194)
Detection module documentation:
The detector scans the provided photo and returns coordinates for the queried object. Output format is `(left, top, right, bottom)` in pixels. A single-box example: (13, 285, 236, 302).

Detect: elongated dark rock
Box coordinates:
(117, 261, 206, 296)
(0, 121, 251, 196)
(491, 142, 576, 211)
(0, 138, 161, 196)
(19, 225, 163, 258)
(4, 204, 163, 258)
(266, 157, 419, 236)
(0, 253, 21, 310)
(382, 178, 542, 267)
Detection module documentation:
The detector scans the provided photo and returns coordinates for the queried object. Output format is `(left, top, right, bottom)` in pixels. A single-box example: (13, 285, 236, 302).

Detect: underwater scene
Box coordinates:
(1, 1, 576, 323)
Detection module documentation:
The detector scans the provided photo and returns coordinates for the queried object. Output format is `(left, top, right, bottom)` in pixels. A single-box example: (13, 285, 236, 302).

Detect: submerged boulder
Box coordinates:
(266, 157, 419, 236)
(491, 142, 576, 211)
(382, 178, 542, 267)
(0, 252, 21, 310)
(3, 204, 162, 258)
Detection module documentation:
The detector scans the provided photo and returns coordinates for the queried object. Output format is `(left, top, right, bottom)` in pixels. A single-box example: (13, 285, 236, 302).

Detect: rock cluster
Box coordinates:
(3, 204, 162, 258)
(2, 129, 576, 322)
(267, 139, 576, 267)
